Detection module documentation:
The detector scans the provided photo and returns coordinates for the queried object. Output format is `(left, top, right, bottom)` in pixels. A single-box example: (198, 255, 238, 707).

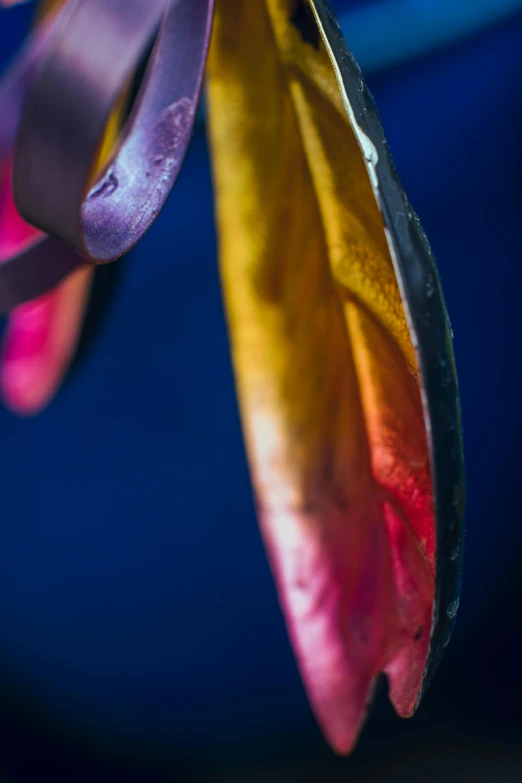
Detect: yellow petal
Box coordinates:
(207, 0, 437, 753)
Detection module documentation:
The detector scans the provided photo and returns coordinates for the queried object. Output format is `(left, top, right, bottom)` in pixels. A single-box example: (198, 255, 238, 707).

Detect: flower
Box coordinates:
(0, 0, 464, 754)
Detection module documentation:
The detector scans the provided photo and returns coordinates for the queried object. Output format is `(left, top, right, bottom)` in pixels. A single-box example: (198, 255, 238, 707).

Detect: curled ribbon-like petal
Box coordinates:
(0, 0, 120, 415)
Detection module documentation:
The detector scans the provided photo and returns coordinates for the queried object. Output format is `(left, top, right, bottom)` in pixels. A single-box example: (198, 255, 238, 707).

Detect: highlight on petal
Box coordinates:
(206, 0, 453, 753)
(0, 160, 43, 260)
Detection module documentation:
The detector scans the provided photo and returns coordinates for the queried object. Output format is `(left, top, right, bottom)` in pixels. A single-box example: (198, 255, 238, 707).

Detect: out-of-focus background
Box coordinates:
(0, 1, 521, 780)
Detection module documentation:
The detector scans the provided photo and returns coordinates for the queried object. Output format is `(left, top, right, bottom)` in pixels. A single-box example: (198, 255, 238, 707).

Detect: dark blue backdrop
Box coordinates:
(0, 2, 521, 781)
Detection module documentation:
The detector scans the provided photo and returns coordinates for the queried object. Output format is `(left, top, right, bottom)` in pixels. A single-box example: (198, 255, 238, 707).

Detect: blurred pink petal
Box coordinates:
(0, 159, 92, 416)
(1, 267, 92, 415)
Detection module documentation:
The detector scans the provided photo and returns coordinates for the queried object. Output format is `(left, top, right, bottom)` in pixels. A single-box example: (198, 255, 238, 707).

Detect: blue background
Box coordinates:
(1, 1, 522, 780)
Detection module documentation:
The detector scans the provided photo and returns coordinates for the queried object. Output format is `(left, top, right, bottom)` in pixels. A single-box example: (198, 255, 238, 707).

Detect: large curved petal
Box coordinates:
(207, 0, 463, 754)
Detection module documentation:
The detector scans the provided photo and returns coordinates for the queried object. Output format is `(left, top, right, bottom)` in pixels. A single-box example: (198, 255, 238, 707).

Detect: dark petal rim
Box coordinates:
(309, 0, 465, 696)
